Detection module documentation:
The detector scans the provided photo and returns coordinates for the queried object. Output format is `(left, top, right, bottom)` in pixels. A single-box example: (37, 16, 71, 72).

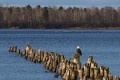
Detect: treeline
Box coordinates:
(0, 5, 120, 29)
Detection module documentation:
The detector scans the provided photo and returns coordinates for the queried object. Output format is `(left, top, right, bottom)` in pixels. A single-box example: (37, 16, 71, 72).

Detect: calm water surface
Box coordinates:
(0, 29, 120, 80)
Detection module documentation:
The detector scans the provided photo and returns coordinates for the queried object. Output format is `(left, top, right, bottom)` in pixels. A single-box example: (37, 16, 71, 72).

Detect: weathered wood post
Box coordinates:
(13, 46, 17, 52)
(37, 54, 41, 63)
(103, 76, 109, 80)
(104, 67, 109, 78)
(87, 55, 93, 66)
(20, 52, 23, 57)
(108, 73, 113, 80)
(114, 76, 120, 80)
(52, 60, 57, 72)
(91, 61, 97, 68)
(40, 51, 44, 63)
(24, 50, 28, 60)
(33, 57, 36, 63)
(83, 75, 87, 80)
(11, 46, 14, 52)
(9, 47, 12, 52)
(25, 45, 31, 54)
(76, 61, 81, 71)
(100, 66, 104, 77)
(94, 68, 99, 79)
(49, 59, 54, 72)
(36, 49, 41, 63)
(78, 68, 84, 80)
(61, 60, 66, 77)
(69, 68, 76, 80)
(84, 63, 90, 78)
(17, 49, 20, 54)
(90, 68, 94, 79)
(29, 49, 34, 62)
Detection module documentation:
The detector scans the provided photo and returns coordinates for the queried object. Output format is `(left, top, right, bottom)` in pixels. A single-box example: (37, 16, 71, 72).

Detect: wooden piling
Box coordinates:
(91, 61, 97, 68)
(87, 55, 93, 66)
(104, 67, 109, 78)
(17, 49, 21, 54)
(52, 60, 57, 72)
(11, 47, 13, 52)
(108, 73, 113, 80)
(84, 63, 90, 78)
(13, 46, 17, 52)
(20, 52, 23, 57)
(94, 68, 99, 79)
(8, 45, 120, 80)
(90, 68, 94, 79)
(103, 76, 109, 80)
(9, 47, 11, 52)
(83, 75, 87, 80)
(100, 66, 104, 77)
(78, 68, 83, 79)
(114, 76, 120, 80)
(24, 50, 28, 60)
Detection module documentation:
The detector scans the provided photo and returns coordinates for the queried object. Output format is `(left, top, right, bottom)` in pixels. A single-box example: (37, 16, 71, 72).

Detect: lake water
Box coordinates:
(0, 29, 120, 80)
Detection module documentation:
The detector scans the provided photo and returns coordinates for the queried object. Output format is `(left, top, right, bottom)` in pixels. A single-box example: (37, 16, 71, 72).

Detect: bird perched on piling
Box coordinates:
(73, 46, 82, 63)
(74, 46, 82, 58)
(76, 46, 82, 56)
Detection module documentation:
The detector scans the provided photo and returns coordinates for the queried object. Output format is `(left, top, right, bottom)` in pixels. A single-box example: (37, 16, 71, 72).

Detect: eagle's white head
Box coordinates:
(77, 46, 80, 49)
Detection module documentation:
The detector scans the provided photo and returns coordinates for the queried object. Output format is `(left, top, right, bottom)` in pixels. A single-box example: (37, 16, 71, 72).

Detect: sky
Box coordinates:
(0, 0, 120, 8)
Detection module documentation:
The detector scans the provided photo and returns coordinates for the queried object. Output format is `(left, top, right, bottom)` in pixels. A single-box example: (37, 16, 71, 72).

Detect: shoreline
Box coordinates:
(68, 26, 120, 30)
(1, 26, 120, 30)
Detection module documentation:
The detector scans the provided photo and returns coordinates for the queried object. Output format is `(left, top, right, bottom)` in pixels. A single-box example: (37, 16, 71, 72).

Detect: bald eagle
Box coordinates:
(76, 46, 82, 56)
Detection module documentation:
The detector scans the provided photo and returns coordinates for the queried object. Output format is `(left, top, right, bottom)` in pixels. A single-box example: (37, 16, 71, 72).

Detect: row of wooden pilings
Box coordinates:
(9, 45, 120, 80)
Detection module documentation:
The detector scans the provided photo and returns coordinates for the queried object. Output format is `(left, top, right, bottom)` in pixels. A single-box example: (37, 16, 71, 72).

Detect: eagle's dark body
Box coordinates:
(76, 48, 82, 56)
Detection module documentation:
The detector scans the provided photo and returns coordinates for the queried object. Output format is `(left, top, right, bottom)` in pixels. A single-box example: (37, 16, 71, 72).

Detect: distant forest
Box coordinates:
(0, 5, 120, 29)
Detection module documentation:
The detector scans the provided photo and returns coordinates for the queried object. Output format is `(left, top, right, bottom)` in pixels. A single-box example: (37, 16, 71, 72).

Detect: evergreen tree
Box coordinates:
(42, 7, 49, 21)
